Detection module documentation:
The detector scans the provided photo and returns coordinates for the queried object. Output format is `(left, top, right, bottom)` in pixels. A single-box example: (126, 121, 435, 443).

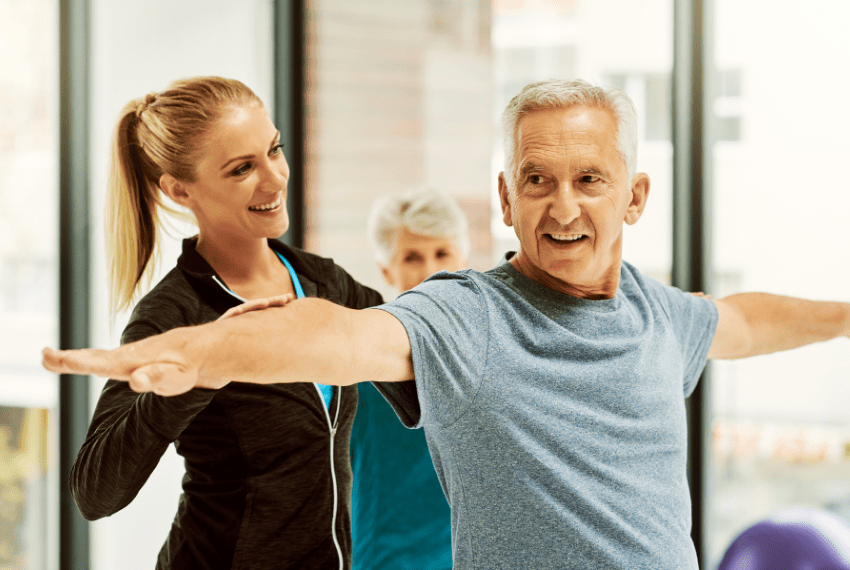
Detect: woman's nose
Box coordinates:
(261, 161, 288, 192)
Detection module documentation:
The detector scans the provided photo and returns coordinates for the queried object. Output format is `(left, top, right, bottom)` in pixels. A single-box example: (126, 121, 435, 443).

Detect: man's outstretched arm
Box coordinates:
(708, 293, 850, 360)
(42, 299, 414, 396)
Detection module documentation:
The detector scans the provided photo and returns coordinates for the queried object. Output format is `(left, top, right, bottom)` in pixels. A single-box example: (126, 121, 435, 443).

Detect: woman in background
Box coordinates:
(70, 76, 382, 570)
(349, 187, 470, 570)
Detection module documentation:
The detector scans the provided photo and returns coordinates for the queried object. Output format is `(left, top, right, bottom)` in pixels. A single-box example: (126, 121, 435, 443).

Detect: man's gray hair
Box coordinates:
(500, 79, 639, 185)
(368, 187, 471, 266)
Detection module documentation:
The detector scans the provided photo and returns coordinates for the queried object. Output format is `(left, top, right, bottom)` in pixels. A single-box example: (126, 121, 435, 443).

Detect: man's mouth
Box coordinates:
(545, 233, 587, 243)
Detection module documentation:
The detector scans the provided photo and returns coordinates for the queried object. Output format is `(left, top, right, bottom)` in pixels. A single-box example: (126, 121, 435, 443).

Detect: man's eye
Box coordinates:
(580, 175, 600, 184)
(529, 175, 544, 184)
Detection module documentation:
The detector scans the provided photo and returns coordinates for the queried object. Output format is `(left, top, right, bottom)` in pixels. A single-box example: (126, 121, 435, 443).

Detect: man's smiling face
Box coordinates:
(498, 105, 649, 299)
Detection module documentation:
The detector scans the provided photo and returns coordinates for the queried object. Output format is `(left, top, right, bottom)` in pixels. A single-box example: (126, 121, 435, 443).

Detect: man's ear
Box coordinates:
(498, 172, 514, 227)
(159, 173, 191, 207)
(624, 173, 650, 226)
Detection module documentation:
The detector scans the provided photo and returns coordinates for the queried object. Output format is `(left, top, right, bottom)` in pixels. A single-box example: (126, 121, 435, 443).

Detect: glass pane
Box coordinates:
(491, 0, 674, 282)
(709, 1, 850, 567)
(0, 407, 52, 570)
(305, 0, 495, 299)
(0, 0, 60, 567)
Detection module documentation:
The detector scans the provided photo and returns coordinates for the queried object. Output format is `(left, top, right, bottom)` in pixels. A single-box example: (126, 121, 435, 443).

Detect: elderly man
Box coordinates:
(44, 79, 850, 570)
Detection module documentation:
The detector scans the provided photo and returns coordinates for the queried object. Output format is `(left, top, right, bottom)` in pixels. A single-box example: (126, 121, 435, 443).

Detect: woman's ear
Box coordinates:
(379, 264, 397, 289)
(159, 173, 191, 207)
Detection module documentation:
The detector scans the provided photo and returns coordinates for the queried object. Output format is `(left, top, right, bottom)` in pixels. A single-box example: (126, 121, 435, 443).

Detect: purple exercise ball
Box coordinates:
(718, 509, 850, 570)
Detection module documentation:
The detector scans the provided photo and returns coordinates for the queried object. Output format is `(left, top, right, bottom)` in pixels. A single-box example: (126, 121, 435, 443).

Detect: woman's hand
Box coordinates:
(218, 294, 296, 321)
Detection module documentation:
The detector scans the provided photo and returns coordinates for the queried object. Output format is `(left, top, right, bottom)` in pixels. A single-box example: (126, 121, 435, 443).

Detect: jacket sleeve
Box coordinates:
(330, 263, 384, 310)
(69, 297, 218, 520)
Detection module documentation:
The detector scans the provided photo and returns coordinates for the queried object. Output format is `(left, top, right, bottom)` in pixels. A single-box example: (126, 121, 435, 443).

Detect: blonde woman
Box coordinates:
(71, 77, 382, 569)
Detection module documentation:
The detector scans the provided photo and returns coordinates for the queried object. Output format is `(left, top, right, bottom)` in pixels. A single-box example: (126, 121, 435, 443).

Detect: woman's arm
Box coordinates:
(69, 314, 218, 519)
(70, 378, 216, 519)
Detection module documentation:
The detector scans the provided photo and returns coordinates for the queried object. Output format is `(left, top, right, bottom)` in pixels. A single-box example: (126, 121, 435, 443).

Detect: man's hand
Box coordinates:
(42, 326, 217, 396)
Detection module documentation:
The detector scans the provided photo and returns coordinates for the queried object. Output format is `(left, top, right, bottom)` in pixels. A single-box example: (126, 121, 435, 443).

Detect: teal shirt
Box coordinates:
(350, 382, 452, 570)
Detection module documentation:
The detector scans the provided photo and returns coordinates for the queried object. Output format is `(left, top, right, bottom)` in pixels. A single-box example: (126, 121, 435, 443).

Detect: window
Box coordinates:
(0, 0, 60, 567)
(305, 0, 494, 299)
(709, 0, 850, 566)
(492, 0, 674, 282)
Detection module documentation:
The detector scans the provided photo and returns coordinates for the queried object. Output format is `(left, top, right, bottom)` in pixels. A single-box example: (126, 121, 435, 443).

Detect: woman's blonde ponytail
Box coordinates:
(104, 77, 262, 318)
(106, 99, 162, 316)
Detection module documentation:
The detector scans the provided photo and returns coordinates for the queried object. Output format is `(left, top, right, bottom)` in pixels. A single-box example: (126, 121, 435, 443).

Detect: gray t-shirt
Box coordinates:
(377, 258, 718, 570)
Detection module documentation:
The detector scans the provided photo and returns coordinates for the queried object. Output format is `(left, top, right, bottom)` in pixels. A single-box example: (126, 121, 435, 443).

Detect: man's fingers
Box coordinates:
(42, 347, 133, 379)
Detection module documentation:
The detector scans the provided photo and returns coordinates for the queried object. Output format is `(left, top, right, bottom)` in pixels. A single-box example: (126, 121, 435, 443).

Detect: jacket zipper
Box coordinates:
(214, 276, 344, 568)
(315, 383, 344, 570)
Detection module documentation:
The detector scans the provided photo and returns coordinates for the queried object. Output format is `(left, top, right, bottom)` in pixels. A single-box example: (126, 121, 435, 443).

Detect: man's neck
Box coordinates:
(509, 252, 620, 300)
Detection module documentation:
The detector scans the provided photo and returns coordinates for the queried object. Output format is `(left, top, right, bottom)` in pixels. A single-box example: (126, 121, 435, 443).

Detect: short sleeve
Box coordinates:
(375, 270, 489, 428)
(645, 281, 719, 397)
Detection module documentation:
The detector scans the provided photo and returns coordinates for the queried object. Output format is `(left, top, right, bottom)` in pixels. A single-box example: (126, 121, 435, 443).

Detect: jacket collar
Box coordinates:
(176, 236, 332, 309)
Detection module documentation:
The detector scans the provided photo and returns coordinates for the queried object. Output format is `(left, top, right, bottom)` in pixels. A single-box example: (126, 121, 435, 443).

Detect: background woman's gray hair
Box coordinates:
(368, 187, 471, 266)
(500, 78, 639, 185)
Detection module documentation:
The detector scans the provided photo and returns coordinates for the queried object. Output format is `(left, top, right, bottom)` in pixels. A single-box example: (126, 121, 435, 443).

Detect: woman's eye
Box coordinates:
(232, 163, 252, 176)
(270, 143, 283, 156)
(436, 250, 449, 259)
(404, 253, 423, 263)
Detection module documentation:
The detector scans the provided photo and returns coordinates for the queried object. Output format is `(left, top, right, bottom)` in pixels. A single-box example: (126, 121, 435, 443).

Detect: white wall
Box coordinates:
(88, 2, 273, 568)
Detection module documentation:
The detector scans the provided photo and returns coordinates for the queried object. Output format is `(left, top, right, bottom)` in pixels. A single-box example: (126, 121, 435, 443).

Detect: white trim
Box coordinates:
(314, 383, 344, 570)
(211, 275, 247, 302)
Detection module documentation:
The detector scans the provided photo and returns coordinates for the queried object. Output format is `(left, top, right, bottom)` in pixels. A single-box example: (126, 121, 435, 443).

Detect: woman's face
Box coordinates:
(179, 102, 290, 243)
(381, 227, 467, 292)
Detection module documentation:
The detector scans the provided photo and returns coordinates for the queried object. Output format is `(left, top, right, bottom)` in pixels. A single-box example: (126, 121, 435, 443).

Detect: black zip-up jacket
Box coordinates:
(70, 237, 384, 570)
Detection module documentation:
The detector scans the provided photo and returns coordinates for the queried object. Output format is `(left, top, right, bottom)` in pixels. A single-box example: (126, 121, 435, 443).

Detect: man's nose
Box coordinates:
(549, 183, 581, 225)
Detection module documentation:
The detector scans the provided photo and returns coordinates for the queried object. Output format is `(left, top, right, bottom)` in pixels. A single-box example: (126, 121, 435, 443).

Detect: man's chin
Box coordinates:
(531, 259, 588, 289)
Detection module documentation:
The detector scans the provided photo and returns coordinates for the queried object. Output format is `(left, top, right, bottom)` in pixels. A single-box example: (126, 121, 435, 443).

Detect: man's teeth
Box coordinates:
(550, 234, 584, 242)
(249, 197, 281, 211)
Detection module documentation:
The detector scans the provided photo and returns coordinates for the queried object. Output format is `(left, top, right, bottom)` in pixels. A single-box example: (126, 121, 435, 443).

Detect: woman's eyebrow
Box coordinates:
(220, 132, 281, 171)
